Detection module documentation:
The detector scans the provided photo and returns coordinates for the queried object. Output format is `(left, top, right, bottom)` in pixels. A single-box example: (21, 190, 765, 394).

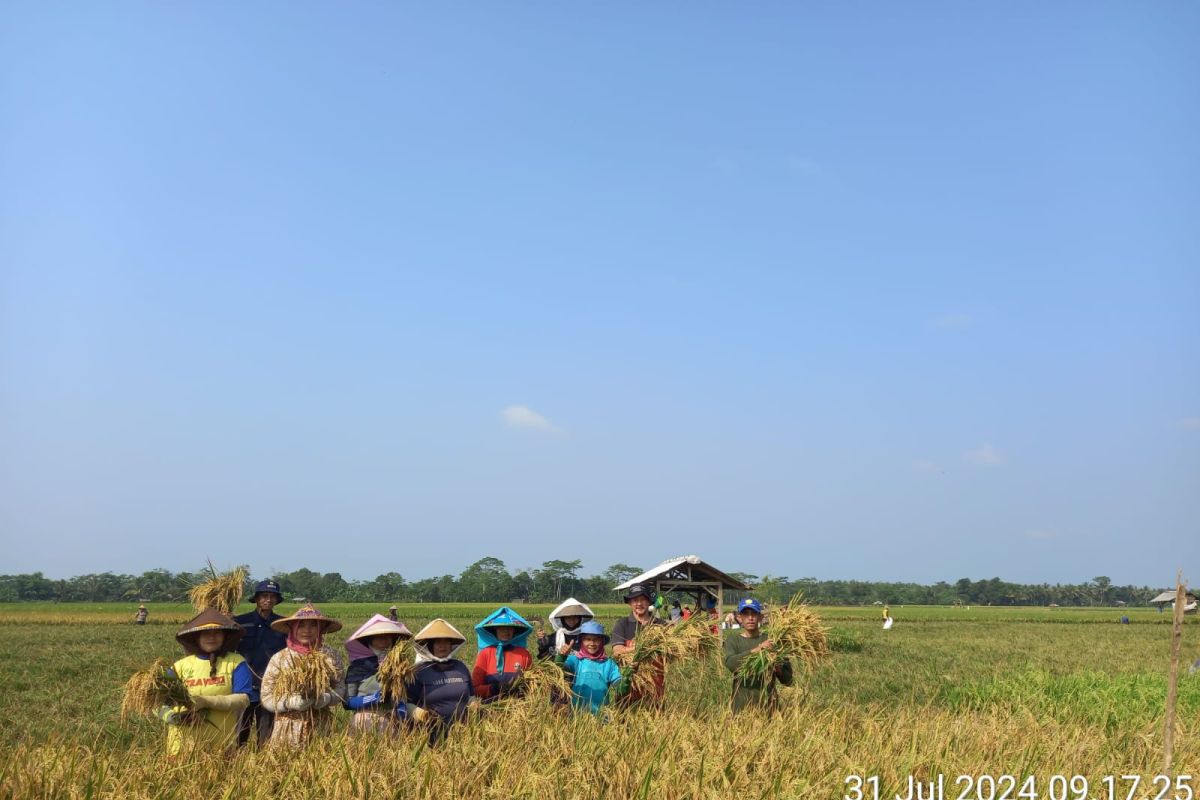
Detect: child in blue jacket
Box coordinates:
(555, 620, 628, 714)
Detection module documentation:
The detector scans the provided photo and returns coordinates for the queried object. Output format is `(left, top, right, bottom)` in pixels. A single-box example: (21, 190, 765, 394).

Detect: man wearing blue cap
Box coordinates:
(723, 598, 794, 712)
(234, 579, 287, 746)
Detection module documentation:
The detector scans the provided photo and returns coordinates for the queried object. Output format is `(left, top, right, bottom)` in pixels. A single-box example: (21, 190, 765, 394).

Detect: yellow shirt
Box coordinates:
(166, 653, 249, 756)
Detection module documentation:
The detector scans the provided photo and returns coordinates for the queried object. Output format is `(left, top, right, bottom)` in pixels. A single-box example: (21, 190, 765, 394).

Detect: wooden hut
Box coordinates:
(1150, 590, 1198, 613)
(613, 555, 752, 621)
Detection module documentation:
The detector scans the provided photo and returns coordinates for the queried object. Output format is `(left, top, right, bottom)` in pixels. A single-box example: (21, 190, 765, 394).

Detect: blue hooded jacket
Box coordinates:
(474, 606, 533, 673)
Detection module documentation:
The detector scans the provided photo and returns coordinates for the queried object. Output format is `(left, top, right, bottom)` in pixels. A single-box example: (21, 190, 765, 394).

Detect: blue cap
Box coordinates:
(578, 620, 609, 643)
(253, 580, 283, 599)
(737, 598, 763, 614)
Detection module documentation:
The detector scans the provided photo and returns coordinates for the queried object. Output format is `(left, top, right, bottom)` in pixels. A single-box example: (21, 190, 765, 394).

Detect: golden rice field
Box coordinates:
(0, 603, 1197, 799)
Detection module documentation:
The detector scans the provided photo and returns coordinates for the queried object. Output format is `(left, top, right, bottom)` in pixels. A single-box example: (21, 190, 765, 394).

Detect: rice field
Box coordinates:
(0, 602, 1196, 799)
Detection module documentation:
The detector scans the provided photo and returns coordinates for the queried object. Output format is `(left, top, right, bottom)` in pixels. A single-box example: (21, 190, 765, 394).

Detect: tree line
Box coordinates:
(0, 559, 1163, 607)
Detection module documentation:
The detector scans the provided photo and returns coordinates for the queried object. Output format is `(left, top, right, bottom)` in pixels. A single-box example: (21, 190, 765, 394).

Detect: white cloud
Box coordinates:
(965, 443, 1004, 466)
(1180, 417, 1200, 430)
(928, 313, 973, 330)
(911, 460, 939, 473)
(501, 405, 560, 433)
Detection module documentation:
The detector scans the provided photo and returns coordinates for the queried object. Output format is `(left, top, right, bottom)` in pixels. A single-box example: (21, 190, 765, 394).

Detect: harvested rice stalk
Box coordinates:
(508, 656, 572, 705)
(121, 658, 191, 719)
(735, 594, 829, 686)
(272, 651, 337, 699)
(187, 562, 247, 615)
(377, 639, 417, 702)
(672, 613, 721, 659)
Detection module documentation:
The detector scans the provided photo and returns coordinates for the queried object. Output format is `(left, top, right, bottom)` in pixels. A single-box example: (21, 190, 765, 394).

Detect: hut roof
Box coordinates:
(613, 555, 752, 592)
(1151, 590, 1199, 604)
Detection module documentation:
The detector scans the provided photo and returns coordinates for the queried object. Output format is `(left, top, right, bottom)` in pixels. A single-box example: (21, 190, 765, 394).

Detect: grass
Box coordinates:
(0, 602, 1196, 798)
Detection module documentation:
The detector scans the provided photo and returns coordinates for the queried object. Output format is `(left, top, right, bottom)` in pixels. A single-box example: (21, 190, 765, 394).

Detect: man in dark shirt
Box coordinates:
(234, 579, 286, 747)
(611, 583, 668, 707)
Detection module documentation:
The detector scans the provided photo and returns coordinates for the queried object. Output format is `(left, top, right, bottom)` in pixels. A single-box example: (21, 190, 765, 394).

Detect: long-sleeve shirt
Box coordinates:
(722, 631, 794, 712)
(259, 646, 346, 748)
(471, 645, 532, 700)
(165, 653, 253, 756)
(234, 610, 286, 687)
(556, 652, 625, 714)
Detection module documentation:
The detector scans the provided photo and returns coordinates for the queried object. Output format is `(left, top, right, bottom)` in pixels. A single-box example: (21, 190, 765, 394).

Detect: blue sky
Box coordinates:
(2, 3, 1197, 586)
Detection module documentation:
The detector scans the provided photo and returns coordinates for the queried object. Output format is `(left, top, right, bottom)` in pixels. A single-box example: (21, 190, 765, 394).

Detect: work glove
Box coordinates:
(358, 676, 381, 695)
(408, 704, 429, 723)
(155, 705, 183, 726)
(280, 695, 313, 712)
(313, 691, 339, 710)
(345, 690, 383, 710)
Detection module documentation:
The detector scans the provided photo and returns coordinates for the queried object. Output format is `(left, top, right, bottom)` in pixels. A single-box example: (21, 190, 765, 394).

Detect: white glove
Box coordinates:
(313, 691, 338, 710)
(281, 694, 313, 712)
(190, 695, 212, 710)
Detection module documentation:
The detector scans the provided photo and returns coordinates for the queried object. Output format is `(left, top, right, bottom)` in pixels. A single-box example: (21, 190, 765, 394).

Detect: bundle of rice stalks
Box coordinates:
(625, 622, 699, 697)
(120, 658, 191, 719)
(506, 656, 572, 705)
(377, 638, 417, 702)
(735, 594, 830, 685)
(672, 613, 721, 659)
(272, 651, 337, 699)
(186, 562, 247, 615)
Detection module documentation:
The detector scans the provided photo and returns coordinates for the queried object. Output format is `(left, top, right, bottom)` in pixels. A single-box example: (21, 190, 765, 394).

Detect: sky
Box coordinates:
(1, 3, 1197, 587)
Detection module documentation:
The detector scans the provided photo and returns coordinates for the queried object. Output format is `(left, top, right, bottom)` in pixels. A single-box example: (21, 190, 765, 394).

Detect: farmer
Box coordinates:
(471, 606, 534, 701)
(343, 614, 412, 734)
(611, 583, 668, 707)
(387, 605, 400, 622)
(234, 579, 287, 747)
(668, 600, 683, 622)
(134, 604, 148, 625)
(538, 597, 594, 659)
(722, 598, 793, 713)
(556, 621, 628, 714)
(405, 618, 474, 742)
(259, 604, 346, 748)
(157, 608, 253, 756)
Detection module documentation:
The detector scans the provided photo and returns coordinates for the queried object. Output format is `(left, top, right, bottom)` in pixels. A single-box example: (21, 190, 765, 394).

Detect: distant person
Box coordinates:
(556, 621, 628, 714)
(722, 611, 739, 630)
(260, 605, 346, 748)
(882, 605, 890, 621)
(1120, 616, 1130, 625)
(234, 580, 286, 747)
(723, 598, 793, 713)
(158, 609, 252, 756)
(134, 604, 148, 625)
(669, 600, 683, 622)
(343, 614, 412, 735)
(471, 607, 534, 702)
(611, 584, 668, 708)
(387, 605, 399, 622)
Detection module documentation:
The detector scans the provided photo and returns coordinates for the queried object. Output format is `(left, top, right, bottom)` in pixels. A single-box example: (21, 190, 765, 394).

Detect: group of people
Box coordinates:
(152, 581, 794, 755)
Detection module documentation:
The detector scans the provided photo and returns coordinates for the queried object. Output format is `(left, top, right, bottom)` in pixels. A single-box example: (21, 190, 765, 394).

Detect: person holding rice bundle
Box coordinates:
(405, 618, 474, 742)
(722, 598, 794, 713)
(555, 620, 628, 715)
(157, 608, 253, 756)
(611, 583, 668, 707)
(471, 606, 534, 701)
(260, 604, 346, 748)
(343, 614, 413, 734)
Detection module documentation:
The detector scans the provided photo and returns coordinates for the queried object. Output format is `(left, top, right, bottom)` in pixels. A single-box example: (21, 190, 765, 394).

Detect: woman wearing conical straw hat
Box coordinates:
(260, 604, 346, 748)
(343, 614, 413, 735)
(158, 608, 253, 756)
(404, 618, 474, 743)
